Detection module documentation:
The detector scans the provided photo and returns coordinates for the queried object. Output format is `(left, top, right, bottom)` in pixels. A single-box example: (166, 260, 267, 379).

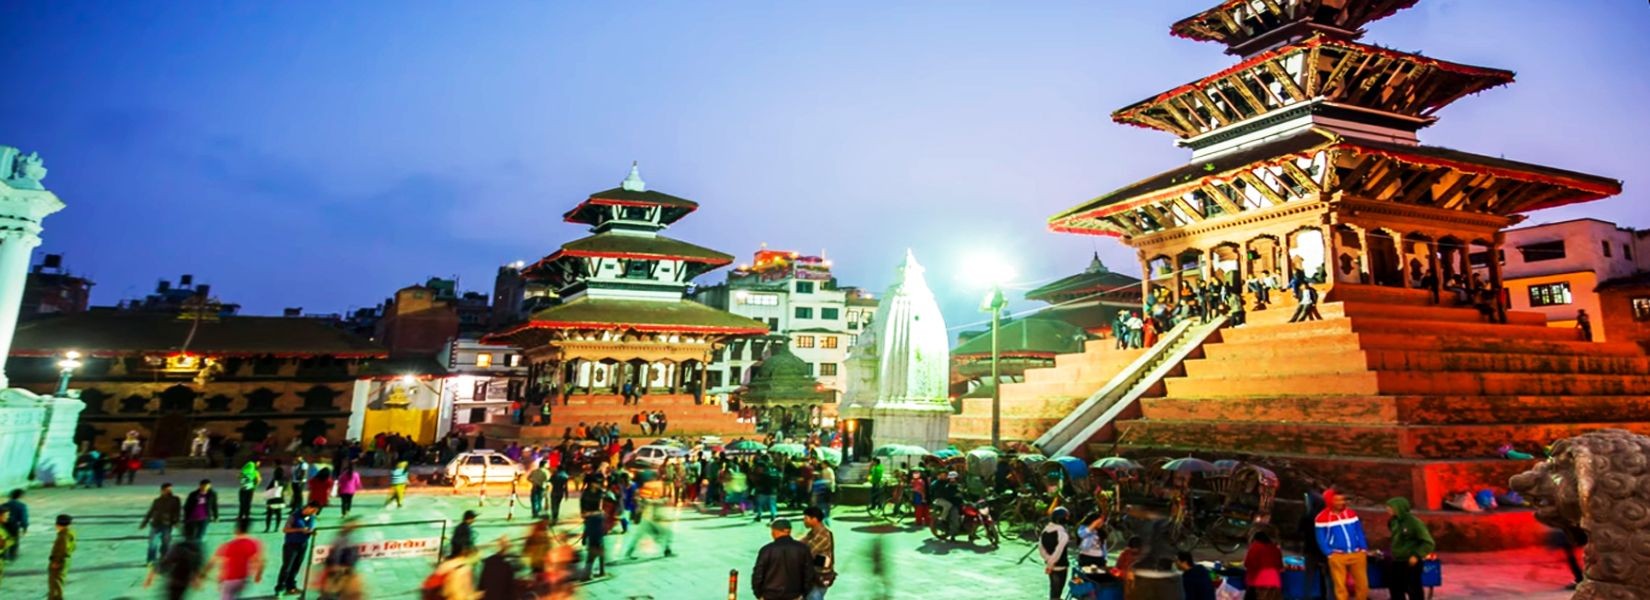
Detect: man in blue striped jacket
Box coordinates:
(1315, 489, 1369, 600)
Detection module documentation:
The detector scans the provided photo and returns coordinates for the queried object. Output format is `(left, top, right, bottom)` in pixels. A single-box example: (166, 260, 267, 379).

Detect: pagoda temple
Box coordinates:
(1034, 0, 1649, 548)
(483, 164, 767, 439)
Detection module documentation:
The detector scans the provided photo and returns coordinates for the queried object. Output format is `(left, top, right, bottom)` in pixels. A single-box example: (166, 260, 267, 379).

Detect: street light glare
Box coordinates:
(964, 251, 1017, 288)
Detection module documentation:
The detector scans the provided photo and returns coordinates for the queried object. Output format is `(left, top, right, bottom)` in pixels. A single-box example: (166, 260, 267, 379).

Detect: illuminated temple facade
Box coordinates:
(1040, 0, 1648, 548)
(484, 165, 766, 438)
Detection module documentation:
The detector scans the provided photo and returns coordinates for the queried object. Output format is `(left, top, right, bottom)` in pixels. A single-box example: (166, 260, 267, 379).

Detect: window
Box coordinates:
(794, 306, 813, 319)
(730, 366, 743, 383)
(819, 363, 838, 376)
(795, 281, 816, 293)
(1626, 244, 1635, 261)
(1528, 282, 1572, 307)
(1633, 297, 1650, 322)
(1518, 241, 1566, 263)
(847, 321, 859, 331)
(475, 353, 493, 368)
(508, 354, 522, 367)
(623, 260, 653, 279)
(740, 293, 779, 306)
(767, 318, 780, 330)
(1603, 241, 1613, 258)
(622, 206, 650, 220)
(795, 335, 815, 348)
(821, 307, 840, 320)
(821, 336, 838, 349)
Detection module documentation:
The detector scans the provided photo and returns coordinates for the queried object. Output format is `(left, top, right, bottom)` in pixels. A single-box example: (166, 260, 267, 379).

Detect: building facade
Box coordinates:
(440, 338, 527, 429)
(21, 254, 92, 317)
(693, 248, 875, 404)
(1480, 218, 1650, 339)
(10, 310, 386, 456)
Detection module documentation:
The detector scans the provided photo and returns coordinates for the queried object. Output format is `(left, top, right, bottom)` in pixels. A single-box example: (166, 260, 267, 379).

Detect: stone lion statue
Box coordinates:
(1509, 429, 1650, 600)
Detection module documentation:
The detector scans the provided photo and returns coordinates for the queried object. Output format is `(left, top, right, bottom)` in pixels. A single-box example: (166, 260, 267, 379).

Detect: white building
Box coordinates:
(440, 338, 527, 430)
(694, 248, 876, 404)
(1479, 218, 1650, 338)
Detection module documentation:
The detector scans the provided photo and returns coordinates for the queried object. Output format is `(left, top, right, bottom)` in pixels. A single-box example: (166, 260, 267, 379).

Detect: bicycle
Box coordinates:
(866, 481, 909, 524)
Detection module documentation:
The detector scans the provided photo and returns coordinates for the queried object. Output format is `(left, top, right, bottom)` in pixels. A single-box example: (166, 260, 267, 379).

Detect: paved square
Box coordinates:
(0, 469, 1578, 599)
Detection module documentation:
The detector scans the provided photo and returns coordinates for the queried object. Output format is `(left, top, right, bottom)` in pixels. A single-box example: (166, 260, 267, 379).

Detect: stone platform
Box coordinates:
(948, 340, 1142, 446)
(480, 393, 755, 442)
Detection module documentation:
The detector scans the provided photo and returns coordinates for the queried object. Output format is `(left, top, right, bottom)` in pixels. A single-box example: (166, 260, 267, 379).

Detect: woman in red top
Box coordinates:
(308, 467, 334, 508)
(1244, 531, 1285, 600)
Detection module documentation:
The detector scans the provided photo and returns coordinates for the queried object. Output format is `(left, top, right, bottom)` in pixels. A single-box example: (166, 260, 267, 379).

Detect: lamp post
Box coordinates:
(54, 350, 82, 396)
(980, 285, 1007, 449)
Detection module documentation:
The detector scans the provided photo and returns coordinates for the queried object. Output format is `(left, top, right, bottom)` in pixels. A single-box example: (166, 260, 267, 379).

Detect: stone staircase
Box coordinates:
(948, 339, 1144, 446)
(481, 393, 755, 443)
(1099, 284, 1650, 531)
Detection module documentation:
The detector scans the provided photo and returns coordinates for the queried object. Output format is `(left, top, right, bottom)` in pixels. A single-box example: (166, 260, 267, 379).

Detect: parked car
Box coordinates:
(443, 450, 525, 488)
(625, 444, 689, 469)
(565, 440, 609, 472)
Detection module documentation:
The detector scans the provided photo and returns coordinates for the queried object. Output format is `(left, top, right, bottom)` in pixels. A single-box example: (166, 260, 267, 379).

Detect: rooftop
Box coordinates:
(11, 311, 386, 358)
(484, 296, 769, 343)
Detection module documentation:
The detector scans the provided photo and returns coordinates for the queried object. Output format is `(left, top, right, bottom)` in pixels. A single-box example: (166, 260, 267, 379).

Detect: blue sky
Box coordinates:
(3, 1, 1647, 335)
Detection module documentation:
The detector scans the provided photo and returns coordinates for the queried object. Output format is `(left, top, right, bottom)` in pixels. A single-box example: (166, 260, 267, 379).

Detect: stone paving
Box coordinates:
(0, 469, 1580, 599)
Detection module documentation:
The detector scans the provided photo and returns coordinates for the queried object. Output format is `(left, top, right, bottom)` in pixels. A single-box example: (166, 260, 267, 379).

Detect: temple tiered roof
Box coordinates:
(1113, 36, 1514, 141)
(1171, 0, 1420, 56)
(1050, 129, 1622, 238)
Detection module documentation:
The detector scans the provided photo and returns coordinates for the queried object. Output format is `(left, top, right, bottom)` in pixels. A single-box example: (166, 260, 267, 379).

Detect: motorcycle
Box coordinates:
(930, 498, 1002, 547)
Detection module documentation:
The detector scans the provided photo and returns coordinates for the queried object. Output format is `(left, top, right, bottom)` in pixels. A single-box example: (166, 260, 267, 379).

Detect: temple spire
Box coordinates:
(621, 161, 646, 192)
(1087, 251, 1107, 273)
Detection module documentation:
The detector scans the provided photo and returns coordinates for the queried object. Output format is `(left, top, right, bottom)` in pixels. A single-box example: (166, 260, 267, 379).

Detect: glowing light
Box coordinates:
(399, 374, 418, 386)
(962, 250, 1017, 288)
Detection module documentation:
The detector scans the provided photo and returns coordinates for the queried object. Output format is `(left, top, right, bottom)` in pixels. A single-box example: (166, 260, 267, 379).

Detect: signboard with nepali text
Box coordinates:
(311, 537, 441, 564)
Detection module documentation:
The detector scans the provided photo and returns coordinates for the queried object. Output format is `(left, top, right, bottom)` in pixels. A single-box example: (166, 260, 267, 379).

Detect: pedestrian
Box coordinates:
(183, 479, 220, 541)
(385, 460, 409, 509)
(426, 546, 480, 599)
(290, 456, 309, 507)
(550, 464, 571, 523)
(528, 460, 551, 519)
(1577, 309, 1593, 341)
(800, 506, 835, 600)
(264, 476, 288, 533)
(751, 518, 814, 600)
(867, 458, 884, 507)
(1316, 489, 1369, 600)
(275, 503, 319, 596)
(47, 514, 75, 600)
(238, 460, 261, 521)
(144, 537, 205, 600)
(1076, 513, 1108, 571)
(309, 467, 334, 509)
(622, 472, 674, 560)
(1039, 507, 1072, 600)
(1115, 536, 1143, 597)
(1290, 284, 1323, 322)
(1244, 531, 1285, 600)
(0, 511, 13, 588)
(579, 506, 608, 580)
(141, 482, 183, 565)
(1, 489, 25, 561)
(1385, 497, 1435, 600)
(315, 517, 364, 600)
(478, 535, 523, 599)
(336, 462, 362, 517)
(1176, 551, 1215, 600)
(451, 510, 479, 558)
(909, 471, 929, 527)
(208, 519, 265, 599)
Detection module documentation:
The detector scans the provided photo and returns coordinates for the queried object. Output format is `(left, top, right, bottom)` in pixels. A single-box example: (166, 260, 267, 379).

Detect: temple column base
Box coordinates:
(847, 403, 953, 451)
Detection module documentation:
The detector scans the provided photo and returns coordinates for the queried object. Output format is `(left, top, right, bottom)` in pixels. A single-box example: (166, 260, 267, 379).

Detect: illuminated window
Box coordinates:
(508, 354, 522, 367)
(1633, 297, 1650, 322)
(821, 336, 838, 349)
(740, 293, 779, 306)
(819, 363, 838, 376)
(795, 307, 813, 319)
(1528, 283, 1572, 307)
(795, 335, 815, 348)
(476, 353, 493, 368)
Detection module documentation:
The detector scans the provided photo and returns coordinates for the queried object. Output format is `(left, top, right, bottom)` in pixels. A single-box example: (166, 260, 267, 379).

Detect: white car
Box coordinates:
(444, 450, 524, 488)
(626, 444, 689, 468)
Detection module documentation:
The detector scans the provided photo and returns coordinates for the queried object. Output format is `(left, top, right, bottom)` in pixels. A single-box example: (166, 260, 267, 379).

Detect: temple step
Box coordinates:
(1140, 394, 1650, 426)
(1116, 419, 1650, 460)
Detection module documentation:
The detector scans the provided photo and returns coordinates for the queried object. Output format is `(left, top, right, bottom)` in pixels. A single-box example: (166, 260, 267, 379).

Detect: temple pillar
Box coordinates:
(1138, 254, 1152, 310)
(1428, 241, 1443, 303)
(1488, 233, 1507, 322)
(1355, 228, 1372, 284)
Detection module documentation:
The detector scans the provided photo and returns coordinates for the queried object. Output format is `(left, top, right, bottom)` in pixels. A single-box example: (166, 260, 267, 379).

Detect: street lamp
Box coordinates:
(55, 350, 83, 396)
(969, 252, 1016, 450)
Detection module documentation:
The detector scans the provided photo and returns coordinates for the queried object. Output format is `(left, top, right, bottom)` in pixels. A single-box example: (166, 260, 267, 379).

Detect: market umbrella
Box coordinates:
(1212, 459, 1242, 473)
(1161, 457, 1218, 474)
(933, 448, 962, 459)
(769, 443, 808, 458)
(726, 440, 768, 454)
(1091, 456, 1141, 471)
(814, 447, 843, 467)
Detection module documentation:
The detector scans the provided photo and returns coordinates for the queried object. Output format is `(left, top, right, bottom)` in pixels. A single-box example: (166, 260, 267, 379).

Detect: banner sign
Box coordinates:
(311, 537, 441, 564)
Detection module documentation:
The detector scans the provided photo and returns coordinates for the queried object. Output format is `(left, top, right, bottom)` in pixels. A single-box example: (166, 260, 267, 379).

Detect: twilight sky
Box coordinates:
(3, 1, 1647, 335)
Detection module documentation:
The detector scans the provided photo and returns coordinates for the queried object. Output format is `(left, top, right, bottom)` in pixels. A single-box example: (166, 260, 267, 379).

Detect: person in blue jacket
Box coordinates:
(1315, 489, 1369, 600)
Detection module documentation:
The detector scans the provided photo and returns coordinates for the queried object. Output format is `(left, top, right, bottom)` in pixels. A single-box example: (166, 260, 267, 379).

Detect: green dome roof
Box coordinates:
(742, 339, 829, 405)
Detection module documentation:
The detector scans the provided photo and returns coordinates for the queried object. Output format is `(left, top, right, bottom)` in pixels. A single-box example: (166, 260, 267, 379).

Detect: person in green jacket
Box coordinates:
(48, 514, 76, 600)
(1385, 497, 1435, 600)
